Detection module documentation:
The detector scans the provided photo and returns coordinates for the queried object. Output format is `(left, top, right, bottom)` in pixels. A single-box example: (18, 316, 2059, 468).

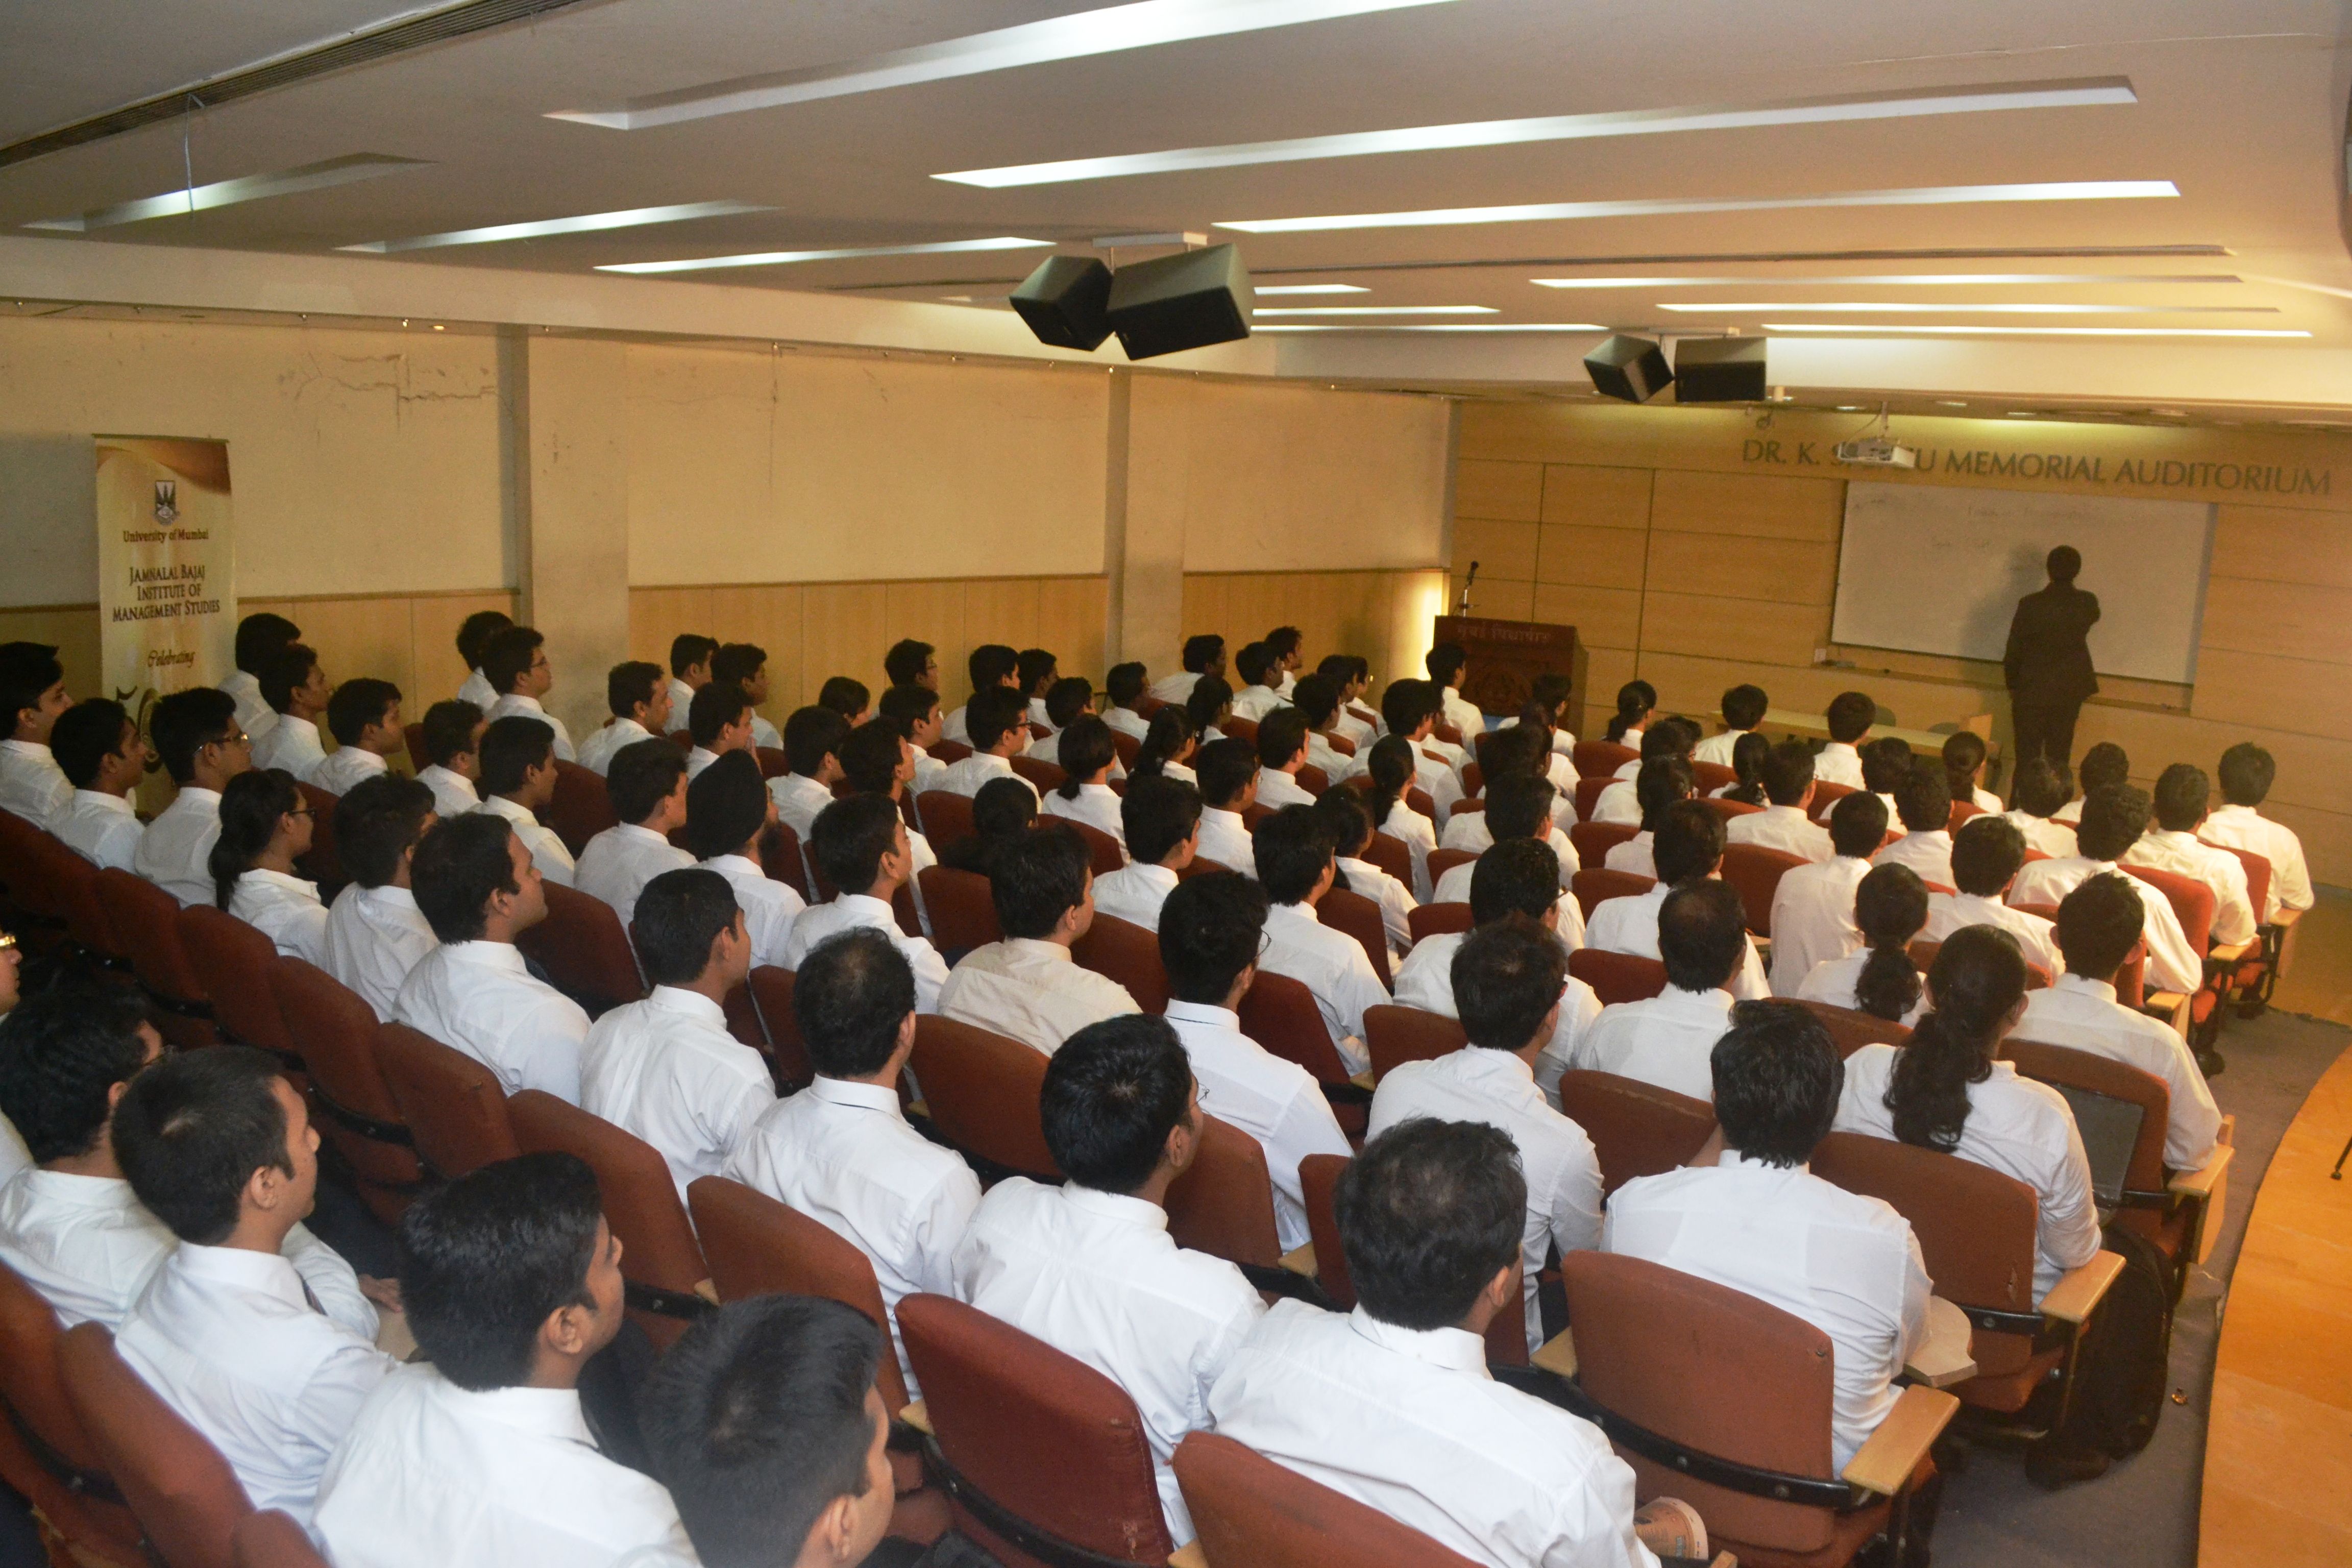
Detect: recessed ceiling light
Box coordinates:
(1254, 322, 1605, 332)
(2006, 410, 2043, 417)
(552, 0, 1460, 130)
(1936, 399, 1968, 407)
(1836, 404, 1866, 410)
(1255, 284, 1370, 295)
(340, 201, 771, 254)
(24, 153, 428, 231)
(1760, 323, 2309, 337)
(1659, 301, 2269, 314)
(598, 236, 1053, 276)
(1216, 180, 2177, 234)
(1253, 305, 1494, 316)
(935, 77, 2135, 187)
(1532, 272, 2239, 287)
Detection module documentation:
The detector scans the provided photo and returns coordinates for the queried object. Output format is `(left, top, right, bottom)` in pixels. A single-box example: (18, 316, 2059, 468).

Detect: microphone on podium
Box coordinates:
(1458, 560, 1479, 616)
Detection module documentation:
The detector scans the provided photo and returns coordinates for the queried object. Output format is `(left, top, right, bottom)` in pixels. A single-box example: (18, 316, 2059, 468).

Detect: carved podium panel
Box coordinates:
(1433, 616, 1587, 738)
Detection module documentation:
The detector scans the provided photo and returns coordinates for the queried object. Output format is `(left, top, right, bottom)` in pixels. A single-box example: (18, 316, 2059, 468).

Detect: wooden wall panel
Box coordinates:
(1645, 532, 1836, 606)
(1539, 465, 1652, 529)
(1457, 576, 1534, 623)
(2188, 648, 2352, 742)
(2209, 505, 2352, 589)
(1638, 592, 1825, 668)
(239, 590, 520, 719)
(1183, 569, 1447, 692)
(1454, 459, 1544, 521)
(1650, 471, 1843, 541)
(1535, 523, 1647, 589)
(1452, 517, 1538, 583)
(1530, 585, 1641, 651)
(2198, 577, 2352, 665)
(0, 605, 101, 702)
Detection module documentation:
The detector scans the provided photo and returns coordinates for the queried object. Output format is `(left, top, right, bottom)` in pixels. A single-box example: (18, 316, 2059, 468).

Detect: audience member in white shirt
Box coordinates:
(1209, 1117, 1681, 1568)
(310, 677, 404, 797)
(1797, 863, 1930, 1027)
(1577, 879, 1750, 1101)
(473, 714, 576, 888)
(1249, 708, 1318, 811)
(134, 689, 252, 907)
(1768, 792, 1888, 996)
(1444, 724, 1578, 847)
(1813, 691, 1877, 789)
(1692, 682, 1768, 768)
(323, 776, 442, 1022)
(2123, 763, 2258, 948)
(1091, 775, 1199, 932)
(1360, 734, 1438, 902)
(836, 722, 940, 933)
(575, 740, 695, 934)
(728, 928, 982, 1395)
(1324, 791, 1417, 957)
(1707, 732, 1771, 807)
(684, 679, 759, 783)
(1188, 672, 1237, 750)
(713, 641, 786, 751)
(314, 1152, 696, 1567)
(1373, 920, 1603, 1353)
(227, 612, 301, 746)
(687, 752, 806, 971)
(575, 659, 672, 777)
(1922, 816, 2062, 979)
(1586, 802, 1769, 1001)
(2008, 785, 2200, 997)
(938, 688, 1040, 806)
(942, 644, 1022, 747)
(1253, 805, 1389, 1077)
(2016, 873, 2223, 1173)
(396, 814, 590, 1101)
(113, 1046, 396, 1527)
(48, 698, 150, 872)
(214, 768, 331, 966)
(1227, 641, 1287, 724)
(1726, 740, 1834, 863)
(1590, 723, 1696, 826)
(581, 868, 775, 1206)
(1266, 626, 1306, 701)
(0, 642, 74, 833)
(1325, 654, 1383, 752)
(1192, 737, 1260, 877)
(1427, 642, 1485, 744)
(1433, 780, 1588, 949)
(250, 643, 330, 783)
(1041, 716, 1130, 851)
(664, 632, 717, 737)
(481, 625, 575, 764)
(1291, 674, 1357, 784)
(1024, 676, 1107, 775)
(881, 681, 952, 797)
(1101, 661, 1154, 743)
(1363, 680, 1467, 826)
(1013, 650, 1058, 738)
(782, 796, 949, 1013)
(1148, 635, 1226, 708)
(1597, 758, 1692, 878)
(939, 825, 1139, 1055)
(414, 700, 487, 821)
(1942, 730, 2006, 816)
(2002, 757, 2080, 861)
(1872, 764, 1956, 891)
(2201, 743, 2314, 924)
(957, 1014, 1264, 1545)
(1605, 999, 1930, 1473)
(765, 704, 845, 846)
(2052, 743, 2133, 827)
(453, 609, 514, 716)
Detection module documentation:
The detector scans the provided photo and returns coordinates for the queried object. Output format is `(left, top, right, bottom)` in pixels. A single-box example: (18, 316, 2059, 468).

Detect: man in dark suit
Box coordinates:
(2003, 546, 2100, 786)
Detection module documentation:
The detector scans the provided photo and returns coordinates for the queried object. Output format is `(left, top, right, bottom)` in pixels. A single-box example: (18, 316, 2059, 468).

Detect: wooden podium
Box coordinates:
(1434, 616, 1586, 737)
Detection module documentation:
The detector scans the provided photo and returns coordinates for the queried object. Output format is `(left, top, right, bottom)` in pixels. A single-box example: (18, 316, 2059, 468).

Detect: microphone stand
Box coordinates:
(1457, 560, 1480, 617)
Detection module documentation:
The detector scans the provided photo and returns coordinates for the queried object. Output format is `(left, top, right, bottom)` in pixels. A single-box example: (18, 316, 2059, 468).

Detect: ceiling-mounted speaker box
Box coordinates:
(1010, 255, 1114, 350)
(1583, 335, 1673, 403)
(1673, 337, 1770, 402)
(1105, 243, 1252, 360)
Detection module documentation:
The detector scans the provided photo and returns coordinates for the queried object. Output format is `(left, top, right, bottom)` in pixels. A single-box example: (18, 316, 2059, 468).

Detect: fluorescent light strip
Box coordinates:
(598, 237, 1052, 276)
(1255, 283, 1370, 295)
(552, 0, 1459, 130)
(1218, 180, 2178, 235)
(1658, 301, 2272, 314)
(1760, 323, 2309, 337)
(1253, 305, 1493, 315)
(937, 77, 2134, 187)
(1255, 322, 1605, 332)
(25, 154, 429, 231)
(341, 201, 771, 253)
(1532, 273, 2241, 287)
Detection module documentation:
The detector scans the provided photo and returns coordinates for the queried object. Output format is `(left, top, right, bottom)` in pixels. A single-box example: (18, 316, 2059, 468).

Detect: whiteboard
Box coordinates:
(1830, 483, 2214, 683)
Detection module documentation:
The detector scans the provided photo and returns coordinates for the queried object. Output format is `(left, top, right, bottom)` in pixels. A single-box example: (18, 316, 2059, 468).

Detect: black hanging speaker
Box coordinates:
(1583, 335, 1673, 403)
(1010, 255, 1114, 350)
(1105, 243, 1252, 360)
(1673, 337, 1769, 402)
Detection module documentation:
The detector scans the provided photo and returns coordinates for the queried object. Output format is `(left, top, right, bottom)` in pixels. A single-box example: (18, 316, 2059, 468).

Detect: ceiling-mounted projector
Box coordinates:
(1833, 436, 1919, 469)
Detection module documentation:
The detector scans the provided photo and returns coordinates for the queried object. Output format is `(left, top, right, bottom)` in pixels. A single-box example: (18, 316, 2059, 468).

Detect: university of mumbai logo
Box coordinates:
(152, 480, 178, 524)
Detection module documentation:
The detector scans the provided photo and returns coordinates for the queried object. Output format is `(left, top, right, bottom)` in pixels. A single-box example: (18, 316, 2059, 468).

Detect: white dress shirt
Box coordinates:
(1589, 779, 1640, 826)
(55, 789, 143, 872)
(1874, 830, 1955, 890)
(766, 773, 837, 849)
(2004, 810, 2079, 861)
(485, 694, 575, 763)
(2198, 804, 2313, 921)
(116, 1243, 395, 1526)
(1391, 933, 1601, 1105)
(1439, 687, 1484, 743)
(309, 747, 387, 797)
(1091, 862, 1178, 931)
(1259, 903, 1387, 1076)
(2015, 974, 2223, 1171)
(1370, 1049, 1603, 1351)
(0, 740, 72, 831)
(1255, 769, 1316, 812)
(1306, 732, 1353, 784)
(223, 670, 274, 744)
(417, 764, 479, 820)
(726, 1076, 982, 1393)
(2053, 797, 2084, 824)
(1605, 1154, 1930, 1471)
(1921, 892, 2060, 978)
(1727, 805, 1833, 863)
(1337, 855, 1416, 954)
(2008, 858, 2200, 995)
(394, 941, 590, 1101)
(1768, 856, 1872, 996)
(1690, 728, 1752, 768)
(575, 717, 653, 777)
(1573, 985, 1736, 1102)
(1163, 1002, 1351, 1252)
(313, 1365, 693, 1568)
(938, 752, 1038, 804)
(323, 884, 438, 1022)
(664, 677, 696, 731)
(133, 785, 222, 906)
(1209, 1302, 1654, 1568)
(1813, 741, 1865, 789)
(1602, 832, 1653, 878)
(1331, 706, 1377, 751)
(576, 823, 695, 932)
(1148, 672, 1203, 706)
(475, 794, 576, 888)
(683, 746, 721, 781)
(1585, 884, 1768, 1000)
(1105, 706, 1152, 741)
(252, 716, 326, 783)
(1041, 782, 1128, 851)
(458, 666, 498, 713)
(1836, 1043, 2102, 1303)
(231, 869, 331, 965)
(1373, 801, 1437, 903)
(956, 1180, 1263, 1544)
(939, 703, 971, 746)
(909, 744, 949, 797)
(1229, 684, 1286, 723)
(1441, 817, 1581, 878)
(1193, 807, 1257, 878)
(581, 986, 777, 1206)
(1429, 867, 1588, 952)
(750, 713, 782, 751)
(2124, 830, 2258, 947)
(1796, 949, 1929, 1025)
(779, 894, 948, 1013)
(938, 938, 1138, 1056)
(701, 853, 805, 970)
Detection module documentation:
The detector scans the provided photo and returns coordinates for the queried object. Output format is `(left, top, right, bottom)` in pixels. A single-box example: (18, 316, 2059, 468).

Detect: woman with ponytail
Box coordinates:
(1357, 732, 1437, 901)
(1185, 675, 1234, 745)
(1797, 863, 1929, 1024)
(1718, 731, 1771, 805)
(211, 767, 330, 964)
(1603, 679, 1657, 746)
(1040, 715, 1125, 851)
(1129, 705, 1198, 785)
(1834, 923, 2101, 1304)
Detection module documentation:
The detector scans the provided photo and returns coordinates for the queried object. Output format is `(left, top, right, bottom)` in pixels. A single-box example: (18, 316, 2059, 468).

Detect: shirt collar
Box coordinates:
(1006, 937, 1072, 965)
(437, 1377, 596, 1446)
(809, 1075, 905, 1117)
(647, 986, 727, 1026)
(1348, 1307, 1489, 1378)
(1201, 805, 1242, 826)
(2051, 972, 2115, 1002)
(1267, 901, 1320, 928)
(1164, 999, 1240, 1030)
(611, 719, 650, 743)
(0, 740, 53, 760)
(22, 1169, 141, 1208)
(240, 868, 320, 899)
(1823, 741, 1857, 757)
(358, 883, 421, 913)
(1121, 863, 1178, 893)
(1062, 1185, 1169, 1233)
(170, 786, 222, 811)
(1723, 1150, 1806, 1175)
(1656, 984, 1735, 1014)
(73, 789, 135, 816)
(504, 694, 546, 715)
(276, 715, 318, 739)
(1455, 1046, 1535, 1086)
(706, 853, 760, 877)
(482, 794, 541, 826)
(174, 1242, 307, 1308)
(446, 940, 527, 973)
(614, 822, 672, 848)
(835, 893, 894, 924)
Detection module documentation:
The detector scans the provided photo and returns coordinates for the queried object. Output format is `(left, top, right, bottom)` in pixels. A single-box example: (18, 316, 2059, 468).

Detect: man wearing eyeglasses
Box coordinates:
(0, 642, 74, 833)
(134, 689, 255, 907)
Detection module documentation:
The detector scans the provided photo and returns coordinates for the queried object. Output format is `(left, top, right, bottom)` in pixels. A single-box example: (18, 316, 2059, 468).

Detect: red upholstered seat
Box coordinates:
(21, 829, 126, 962)
(1071, 914, 1168, 1013)
(1059, 818, 1125, 877)
(1793, 999, 1910, 1058)
(754, 745, 789, 780)
(1406, 902, 1474, 944)
(94, 869, 218, 1050)
(374, 1023, 520, 1179)
(1316, 887, 1392, 988)
(1223, 717, 1259, 747)
(1363, 1004, 1467, 1082)
(1569, 820, 1638, 871)
(909, 1016, 1060, 1181)
(1692, 760, 1739, 795)
(295, 782, 346, 895)
(1566, 943, 1664, 1003)
(1721, 843, 1808, 937)
(0, 1261, 145, 1566)
(1573, 776, 1613, 823)
(1948, 799, 1985, 832)
(177, 906, 300, 1063)
(514, 882, 646, 1016)
(1702, 796, 1765, 825)
(1571, 866, 1654, 924)
(545, 760, 618, 857)
(271, 959, 423, 1223)
(1808, 780, 1857, 823)
(1573, 740, 1638, 779)
(58, 1322, 254, 1568)
(1174, 1432, 1483, 1568)
(1362, 831, 1413, 886)
(1009, 755, 1067, 795)
(740, 965, 813, 1092)
(1555, 1069, 1714, 1193)
(918, 866, 1002, 955)
(1425, 847, 1478, 888)
(2001, 1040, 2198, 1287)
(1237, 970, 1365, 1137)
(916, 791, 976, 856)
(763, 822, 812, 902)
(1163, 1115, 1282, 1270)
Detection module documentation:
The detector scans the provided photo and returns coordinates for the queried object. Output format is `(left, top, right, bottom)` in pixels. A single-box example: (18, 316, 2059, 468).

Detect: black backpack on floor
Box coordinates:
(2057, 1222, 2174, 1457)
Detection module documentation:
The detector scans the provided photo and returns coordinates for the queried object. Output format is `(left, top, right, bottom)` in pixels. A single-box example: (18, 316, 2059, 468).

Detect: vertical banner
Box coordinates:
(94, 437, 235, 713)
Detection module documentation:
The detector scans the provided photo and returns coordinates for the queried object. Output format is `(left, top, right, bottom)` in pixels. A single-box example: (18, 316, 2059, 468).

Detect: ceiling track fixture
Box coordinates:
(1244, 244, 2231, 279)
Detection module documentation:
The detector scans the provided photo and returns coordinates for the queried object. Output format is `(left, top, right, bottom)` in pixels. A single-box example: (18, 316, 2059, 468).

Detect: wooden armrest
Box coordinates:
(2208, 940, 2256, 964)
(692, 1278, 721, 1306)
(1532, 1328, 1577, 1379)
(1279, 1243, 1317, 1278)
(1169, 1545, 1210, 1568)
(2040, 1250, 2125, 1325)
(1349, 1069, 1376, 1091)
(2169, 1141, 2233, 1199)
(1902, 1297, 1978, 1389)
(907, 1098, 931, 1120)
(1841, 1385, 1958, 1497)
(897, 1400, 932, 1436)
(2144, 992, 2191, 1037)
(2219, 1113, 2236, 1147)
(2270, 906, 2304, 930)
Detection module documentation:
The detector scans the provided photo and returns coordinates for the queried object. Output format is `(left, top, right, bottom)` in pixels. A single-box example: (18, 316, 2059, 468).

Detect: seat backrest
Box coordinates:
(29, 832, 123, 959)
(1561, 1252, 1841, 1552)
(0, 1259, 110, 1477)
(1792, 998, 1910, 1057)
(2121, 862, 2214, 954)
(1059, 818, 1124, 877)
(1070, 914, 1168, 1014)
(1163, 1114, 1281, 1269)
(1236, 970, 1349, 1086)
(1176, 855, 1234, 880)
(1362, 831, 1412, 887)
(1363, 1004, 1467, 1082)
(897, 1293, 1173, 1568)
(745, 965, 813, 1092)
(58, 1323, 253, 1568)
(508, 1091, 712, 1346)
(1297, 1154, 1354, 1307)
(1700, 796, 1764, 825)
(2201, 840, 2270, 928)
(1691, 760, 1738, 795)
(1569, 820, 1637, 870)
(1110, 730, 1141, 769)
(1720, 843, 1807, 937)
(762, 822, 812, 902)
(515, 883, 646, 1015)
(1405, 902, 1473, 943)
(546, 760, 619, 856)
(94, 868, 211, 1008)
(177, 906, 299, 1058)
(1565, 947, 1667, 1006)
(1009, 755, 1067, 796)
(2002, 1039, 2170, 1206)
(1571, 775, 1611, 823)
(687, 1177, 909, 1411)
(917, 791, 977, 855)
(1223, 717, 1260, 747)
(1316, 887, 1392, 988)
(269, 960, 422, 1206)
(919, 865, 1003, 956)
(233, 1509, 329, 1568)
(373, 1023, 520, 1178)
(1570, 866, 1653, 923)
(1948, 799, 1985, 833)
(1807, 779, 1857, 822)
(1572, 740, 1638, 779)
(1424, 847, 1478, 888)
(929, 740, 974, 766)
(1174, 1431, 1482, 1568)
(1446, 800, 1484, 823)
(909, 1017, 1060, 1179)
(1405, 785, 1436, 822)
(753, 745, 789, 780)
(1554, 1069, 1714, 1193)
(295, 782, 345, 894)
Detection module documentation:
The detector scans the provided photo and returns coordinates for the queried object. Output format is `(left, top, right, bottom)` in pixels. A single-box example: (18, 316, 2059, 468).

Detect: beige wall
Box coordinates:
(1457, 402, 2352, 883)
(1182, 569, 1451, 700)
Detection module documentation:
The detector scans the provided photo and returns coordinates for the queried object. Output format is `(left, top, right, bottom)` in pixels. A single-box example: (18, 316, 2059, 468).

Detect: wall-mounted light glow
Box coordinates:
(341, 201, 770, 253)
(1658, 301, 2271, 314)
(1254, 322, 1606, 331)
(1255, 284, 1370, 295)
(1253, 305, 1494, 316)
(26, 154, 429, 231)
(1532, 272, 2240, 288)
(1760, 323, 2308, 337)
(598, 236, 1052, 275)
